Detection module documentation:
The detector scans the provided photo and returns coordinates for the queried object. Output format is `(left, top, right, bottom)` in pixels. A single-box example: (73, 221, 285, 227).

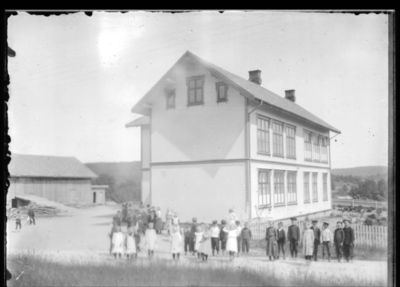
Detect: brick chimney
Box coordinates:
(285, 89, 296, 102)
(248, 70, 262, 85)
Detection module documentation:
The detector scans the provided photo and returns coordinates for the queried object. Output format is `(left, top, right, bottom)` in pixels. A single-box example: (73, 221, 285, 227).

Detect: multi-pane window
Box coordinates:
(286, 125, 296, 159)
(273, 170, 285, 205)
(304, 172, 310, 203)
(258, 169, 271, 207)
(323, 173, 328, 201)
(313, 135, 320, 162)
(187, 75, 205, 106)
(304, 131, 312, 161)
(216, 82, 228, 102)
(257, 116, 270, 154)
(165, 89, 175, 109)
(287, 171, 297, 204)
(321, 136, 329, 163)
(272, 121, 284, 157)
(312, 172, 318, 202)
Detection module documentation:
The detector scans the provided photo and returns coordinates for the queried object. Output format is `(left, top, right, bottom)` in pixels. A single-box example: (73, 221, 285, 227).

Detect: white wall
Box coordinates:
(141, 171, 151, 205)
(150, 64, 246, 163)
(249, 161, 331, 220)
(141, 126, 151, 169)
(151, 162, 246, 223)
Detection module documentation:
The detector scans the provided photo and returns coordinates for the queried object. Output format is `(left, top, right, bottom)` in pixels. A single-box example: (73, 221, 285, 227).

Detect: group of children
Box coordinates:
(265, 217, 355, 263)
(13, 208, 36, 231)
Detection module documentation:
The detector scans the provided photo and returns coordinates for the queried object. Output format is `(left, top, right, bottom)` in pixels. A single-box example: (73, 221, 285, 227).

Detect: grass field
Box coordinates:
(7, 254, 386, 287)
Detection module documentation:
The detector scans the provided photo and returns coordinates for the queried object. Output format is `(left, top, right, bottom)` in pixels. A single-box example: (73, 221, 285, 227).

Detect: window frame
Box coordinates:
(312, 172, 318, 202)
(321, 136, 329, 163)
(304, 172, 310, 204)
(215, 81, 228, 103)
(186, 75, 205, 106)
(304, 130, 313, 162)
(312, 134, 321, 162)
(285, 124, 296, 159)
(323, 173, 328, 201)
(258, 169, 272, 208)
(273, 170, 285, 206)
(287, 171, 297, 205)
(272, 120, 284, 158)
(257, 115, 271, 155)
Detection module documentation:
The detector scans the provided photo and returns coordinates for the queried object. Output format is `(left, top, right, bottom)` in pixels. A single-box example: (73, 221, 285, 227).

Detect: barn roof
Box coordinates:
(131, 51, 340, 134)
(9, 154, 97, 179)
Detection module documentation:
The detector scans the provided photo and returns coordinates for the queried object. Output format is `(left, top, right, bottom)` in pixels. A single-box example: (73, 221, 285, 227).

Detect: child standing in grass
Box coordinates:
(241, 223, 252, 254)
(184, 227, 191, 256)
(109, 224, 118, 254)
(303, 224, 315, 262)
(125, 227, 137, 260)
(112, 226, 124, 259)
(199, 224, 212, 261)
(145, 222, 157, 258)
(170, 225, 183, 260)
(226, 223, 238, 260)
(15, 211, 22, 231)
(210, 220, 220, 256)
(334, 221, 344, 262)
(194, 225, 203, 259)
(219, 220, 228, 255)
(321, 222, 332, 261)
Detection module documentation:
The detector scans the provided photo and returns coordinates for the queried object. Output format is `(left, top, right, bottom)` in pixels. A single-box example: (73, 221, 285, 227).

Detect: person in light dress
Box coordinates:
(125, 227, 137, 260)
(111, 226, 124, 259)
(225, 223, 239, 260)
(170, 225, 183, 260)
(145, 222, 157, 258)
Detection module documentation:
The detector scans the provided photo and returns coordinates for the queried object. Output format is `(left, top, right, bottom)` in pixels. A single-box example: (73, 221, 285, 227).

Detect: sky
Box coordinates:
(7, 11, 389, 168)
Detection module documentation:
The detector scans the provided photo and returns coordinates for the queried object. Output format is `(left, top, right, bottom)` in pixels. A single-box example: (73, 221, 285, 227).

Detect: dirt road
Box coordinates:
(6, 204, 387, 285)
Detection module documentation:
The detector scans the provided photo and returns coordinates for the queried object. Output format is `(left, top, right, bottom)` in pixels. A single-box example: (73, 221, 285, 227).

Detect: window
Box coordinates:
(312, 172, 318, 202)
(272, 121, 284, 157)
(258, 169, 271, 207)
(321, 136, 329, 163)
(287, 171, 297, 204)
(323, 173, 328, 201)
(187, 75, 205, 106)
(304, 130, 312, 161)
(257, 116, 270, 154)
(304, 172, 310, 203)
(286, 125, 296, 159)
(216, 82, 228, 102)
(165, 89, 175, 109)
(273, 170, 285, 205)
(313, 135, 320, 162)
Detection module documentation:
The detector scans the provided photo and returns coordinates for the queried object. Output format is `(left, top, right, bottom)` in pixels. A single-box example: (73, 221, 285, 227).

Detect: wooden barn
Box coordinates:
(7, 154, 106, 206)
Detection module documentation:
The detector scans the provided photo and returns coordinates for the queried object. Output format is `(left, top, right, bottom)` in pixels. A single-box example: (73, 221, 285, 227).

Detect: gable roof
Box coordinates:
(125, 116, 150, 128)
(131, 51, 340, 134)
(9, 154, 97, 179)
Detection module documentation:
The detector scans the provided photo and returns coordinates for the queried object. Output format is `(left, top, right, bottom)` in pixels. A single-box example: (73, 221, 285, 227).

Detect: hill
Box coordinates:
(85, 161, 141, 203)
(332, 166, 387, 179)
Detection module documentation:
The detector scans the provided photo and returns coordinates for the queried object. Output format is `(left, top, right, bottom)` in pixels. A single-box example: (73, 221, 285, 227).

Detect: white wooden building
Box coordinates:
(7, 154, 105, 206)
(127, 51, 340, 222)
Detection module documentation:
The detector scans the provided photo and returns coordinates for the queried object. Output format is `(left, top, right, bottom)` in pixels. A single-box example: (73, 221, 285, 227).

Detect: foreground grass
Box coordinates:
(7, 254, 386, 287)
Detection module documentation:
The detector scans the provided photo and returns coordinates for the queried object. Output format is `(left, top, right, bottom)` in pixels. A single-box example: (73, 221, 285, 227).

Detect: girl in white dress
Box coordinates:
(225, 223, 238, 260)
(199, 224, 212, 261)
(125, 227, 137, 260)
(194, 225, 204, 259)
(145, 222, 157, 258)
(112, 226, 124, 259)
(170, 225, 183, 260)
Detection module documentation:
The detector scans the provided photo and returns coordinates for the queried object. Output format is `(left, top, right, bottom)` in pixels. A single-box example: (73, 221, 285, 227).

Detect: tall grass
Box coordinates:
(7, 254, 386, 287)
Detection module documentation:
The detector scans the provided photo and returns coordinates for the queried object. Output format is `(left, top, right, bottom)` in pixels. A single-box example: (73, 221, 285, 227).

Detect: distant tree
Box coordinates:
(349, 186, 360, 199)
(377, 179, 387, 200)
(331, 180, 335, 191)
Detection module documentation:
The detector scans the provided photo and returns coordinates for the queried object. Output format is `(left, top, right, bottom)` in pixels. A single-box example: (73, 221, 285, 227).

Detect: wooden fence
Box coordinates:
(248, 220, 387, 248)
(332, 198, 387, 209)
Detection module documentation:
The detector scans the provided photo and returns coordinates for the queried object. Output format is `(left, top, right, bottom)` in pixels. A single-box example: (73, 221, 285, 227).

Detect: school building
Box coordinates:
(7, 154, 106, 207)
(126, 51, 341, 222)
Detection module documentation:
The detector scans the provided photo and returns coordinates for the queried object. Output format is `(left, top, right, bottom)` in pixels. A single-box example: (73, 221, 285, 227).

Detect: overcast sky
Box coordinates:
(7, 11, 388, 168)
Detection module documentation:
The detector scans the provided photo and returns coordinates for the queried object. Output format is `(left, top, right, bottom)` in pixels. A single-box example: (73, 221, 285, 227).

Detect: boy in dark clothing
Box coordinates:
(28, 208, 36, 225)
(190, 218, 198, 255)
(343, 219, 355, 262)
(241, 223, 252, 254)
(184, 227, 192, 255)
(311, 220, 321, 261)
(287, 217, 300, 258)
(277, 221, 286, 259)
(15, 211, 22, 230)
(334, 221, 344, 262)
(219, 219, 228, 255)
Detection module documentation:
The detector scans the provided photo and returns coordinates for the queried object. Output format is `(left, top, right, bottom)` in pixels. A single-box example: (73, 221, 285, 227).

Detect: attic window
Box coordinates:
(166, 89, 176, 109)
(216, 82, 228, 102)
(187, 75, 204, 106)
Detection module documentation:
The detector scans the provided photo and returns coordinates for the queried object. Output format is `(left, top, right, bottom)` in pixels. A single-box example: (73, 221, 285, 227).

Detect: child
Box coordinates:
(111, 226, 124, 258)
(303, 224, 315, 261)
(170, 225, 183, 260)
(225, 223, 238, 260)
(133, 220, 141, 252)
(184, 227, 192, 256)
(265, 221, 277, 261)
(219, 220, 228, 255)
(241, 223, 252, 254)
(321, 222, 332, 261)
(199, 224, 212, 261)
(125, 227, 137, 260)
(194, 225, 204, 259)
(15, 211, 22, 231)
(277, 221, 286, 260)
(145, 222, 157, 258)
(334, 221, 344, 262)
(109, 224, 118, 254)
(210, 220, 220, 256)
(235, 221, 242, 256)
